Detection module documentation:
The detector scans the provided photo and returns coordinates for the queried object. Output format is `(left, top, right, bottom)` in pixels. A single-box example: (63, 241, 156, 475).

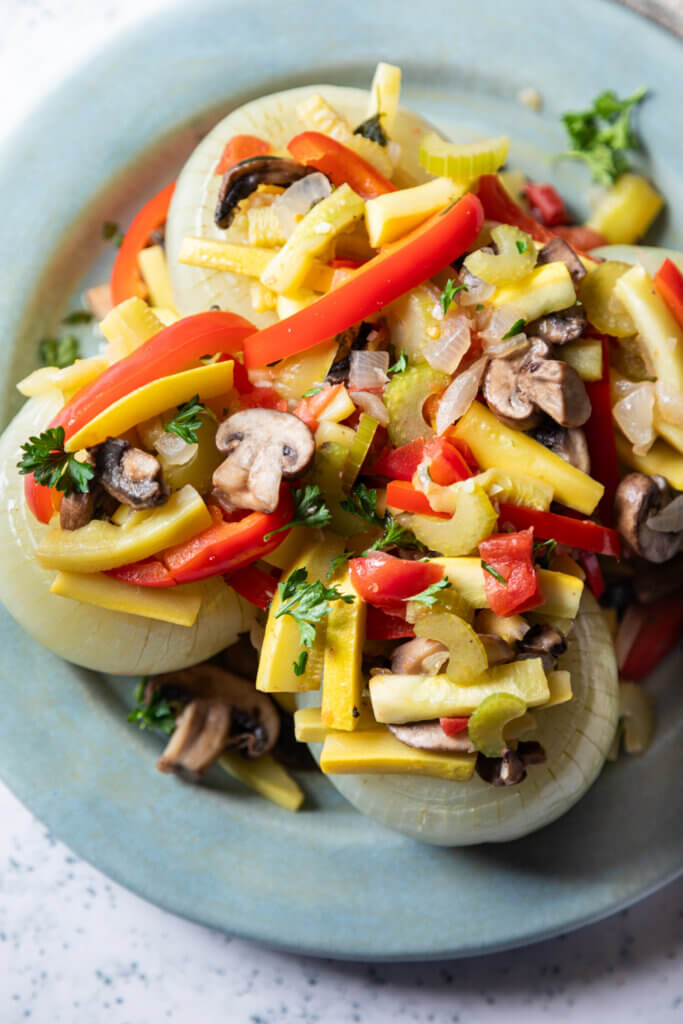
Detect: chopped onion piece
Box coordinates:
(648, 494, 683, 533)
(612, 382, 656, 456)
(482, 333, 530, 359)
(479, 306, 525, 342)
(435, 355, 488, 435)
(349, 349, 390, 390)
(655, 380, 683, 426)
(350, 389, 389, 426)
(273, 172, 332, 237)
(423, 313, 471, 373)
(457, 267, 495, 306)
(137, 415, 165, 450)
(155, 431, 198, 466)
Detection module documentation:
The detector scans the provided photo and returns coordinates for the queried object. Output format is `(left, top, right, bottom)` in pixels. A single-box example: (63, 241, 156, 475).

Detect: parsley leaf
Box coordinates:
(366, 515, 425, 554)
(102, 220, 124, 247)
(559, 87, 647, 185)
(340, 482, 384, 528)
(62, 310, 94, 325)
(406, 577, 451, 607)
(353, 113, 388, 147)
(302, 385, 323, 398)
(275, 568, 354, 671)
(17, 426, 94, 495)
(440, 278, 467, 315)
(515, 239, 528, 254)
(293, 650, 309, 676)
(341, 482, 426, 555)
(533, 537, 557, 568)
(264, 484, 332, 540)
(127, 678, 177, 736)
(502, 318, 526, 339)
(481, 559, 507, 586)
(39, 335, 80, 369)
(388, 349, 408, 375)
(164, 394, 208, 445)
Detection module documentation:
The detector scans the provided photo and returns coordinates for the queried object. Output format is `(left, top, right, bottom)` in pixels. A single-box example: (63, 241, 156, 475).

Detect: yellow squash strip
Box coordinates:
(178, 237, 342, 294)
(490, 262, 576, 321)
(276, 291, 318, 318)
(613, 265, 683, 393)
(218, 753, 304, 812)
(418, 466, 554, 513)
(413, 610, 487, 684)
(320, 729, 476, 782)
(561, 337, 604, 382)
(261, 526, 309, 570)
(369, 658, 550, 724)
(256, 534, 345, 693)
(294, 704, 377, 743)
(17, 357, 109, 398)
(452, 401, 603, 514)
(36, 485, 211, 573)
(365, 178, 463, 247)
(366, 62, 402, 133)
(397, 482, 497, 556)
(99, 297, 165, 363)
(50, 571, 201, 627)
(65, 361, 234, 452)
(543, 669, 573, 708)
(150, 307, 181, 327)
(586, 174, 663, 244)
(434, 557, 584, 620)
(321, 570, 367, 731)
(247, 205, 287, 248)
(615, 432, 683, 490)
(137, 245, 176, 310)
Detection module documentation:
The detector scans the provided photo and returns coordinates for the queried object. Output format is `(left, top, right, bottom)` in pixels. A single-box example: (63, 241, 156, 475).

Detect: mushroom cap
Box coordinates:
(92, 437, 169, 509)
(215, 156, 318, 228)
(388, 721, 475, 754)
(614, 472, 682, 563)
(517, 357, 591, 427)
(536, 237, 587, 286)
(530, 305, 587, 345)
(532, 420, 591, 474)
(215, 408, 314, 476)
(390, 637, 449, 675)
(482, 356, 538, 428)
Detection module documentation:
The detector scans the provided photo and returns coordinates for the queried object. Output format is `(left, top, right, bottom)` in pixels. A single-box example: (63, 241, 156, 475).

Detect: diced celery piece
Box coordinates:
(419, 132, 509, 182)
(413, 610, 487, 684)
(468, 692, 527, 757)
(384, 363, 448, 445)
(465, 224, 536, 285)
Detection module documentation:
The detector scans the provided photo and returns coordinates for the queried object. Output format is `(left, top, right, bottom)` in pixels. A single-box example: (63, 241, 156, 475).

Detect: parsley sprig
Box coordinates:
(559, 87, 647, 185)
(408, 577, 451, 607)
(440, 279, 467, 315)
(388, 349, 408, 375)
(17, 426, 94, 495)
(276, 567, 354, 674)
(264, 484, 332, 540)
(353, 113, 388, 147)
(336, 483, 426, 569)
(127, 678, 177, 736)
(533, 537, 557, 569)
(164, 394, 211, 445)
(39, 335, 80, 369)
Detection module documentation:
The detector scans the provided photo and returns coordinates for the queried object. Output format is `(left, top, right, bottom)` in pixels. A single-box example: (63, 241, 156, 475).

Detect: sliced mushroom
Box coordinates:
(475, 740, 546, 787)
(92, 438, 169, 509)
(388, 721, 475, 754)
(212, 408, 314, 513)
(478, 634, 515, 667)
(390, 637, 449, 675)
(614, 472, 683, 563)
(215, 156, 318, 229)
(516, 624, 567, 672)
(482, 353, 539, 429)
(528, 304, 587, 345)
(532, 419, 591, 474)
(517, 356, 591, 427)
(536, 237, 587, 285)
(157, 699, 232, 780)
(59, 490, 96, 531)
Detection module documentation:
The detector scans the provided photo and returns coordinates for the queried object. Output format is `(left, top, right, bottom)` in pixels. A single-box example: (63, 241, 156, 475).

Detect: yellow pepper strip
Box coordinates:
(100, 297, 165, 363)
(17, 357, 109, 398)
(614, 265, 683, 394)
(615, 432, 683, 490)
(50, 571, 201, 626)
(64, 360, 233, 452)
(491, 262, 576, 321)
(36, 485, 211, 573)
(256, 534, 345, 693)
(452, 401, 603, 515)
(218, 753, 304, 812)
(413, 610, 487, 685)
(433, 557, 584, 620)
(294, 704, 377, 743)
(321, 570, 367, 731)
(365, 178, 464, 248)
(320, 729, 476, 781)
(261, 525, 308, 570)
(586, 174, 663, 245)
(178, 237, 341, 294)
(137, 245, 176, 310)
(543, 669, 573, 708)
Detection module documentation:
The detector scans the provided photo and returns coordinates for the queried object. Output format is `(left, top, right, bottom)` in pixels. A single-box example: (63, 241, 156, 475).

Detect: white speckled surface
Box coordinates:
(0, 2, 682, 1021)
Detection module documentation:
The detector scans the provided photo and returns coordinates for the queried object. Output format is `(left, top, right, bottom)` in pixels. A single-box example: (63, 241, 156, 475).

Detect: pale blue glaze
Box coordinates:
(0, 0, 680, 960)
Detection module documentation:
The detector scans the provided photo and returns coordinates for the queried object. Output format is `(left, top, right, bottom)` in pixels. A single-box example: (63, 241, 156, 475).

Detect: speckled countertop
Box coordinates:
(1, 3, 682, 1022)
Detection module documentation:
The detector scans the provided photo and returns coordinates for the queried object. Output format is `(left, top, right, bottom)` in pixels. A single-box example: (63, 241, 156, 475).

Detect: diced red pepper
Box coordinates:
(523, 182, 568, 227)
(479, 528, 544, 617)
(243, 192, 484, 367)
(497, 503, 620, 558)
(287, 131, 396, 200)
(293, 383, 348, 431)
(369, 437, 470, 485)
(349, 551, 445, 613)
(365, 605, 416, 641)
(654, 258, 683, 330)
(368, 439, 427, 481)
(620, 594, 683, 680)
(440, 716, 470, 737)
(445, 433, 479, 473)
(110, 182, 176, 306)
(215, 135, 270, 175)
(425, 438, 471, 485)
(578, 552, 605, 600)
(583, 335, 620, 526)
(385, 480, 448, 517)
(106, 557, 176, 588)
(226, 563, 280, 609)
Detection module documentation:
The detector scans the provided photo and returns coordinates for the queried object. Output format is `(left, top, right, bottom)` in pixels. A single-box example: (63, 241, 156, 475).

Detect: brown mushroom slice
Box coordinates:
(92, 438, 169, 509)
(157, 698, 232, 780)
(614, 472, 682, 563)
(215, 156, 319, 229)
(517, 358, 591, 427)
(482, 355, 539, 429)
(478, 633, 515, 666)
(390, 637, 448, 675)
(532, 419, 591, 474)
(212, 408, 314, 513)
(59, 490, 96, 531)
(536, 237, 587, 285)
(516, 624, 567, 672)
(475, 740, 546, 787)
(387, 721, 475, 754)
(529, 304, 587, 345)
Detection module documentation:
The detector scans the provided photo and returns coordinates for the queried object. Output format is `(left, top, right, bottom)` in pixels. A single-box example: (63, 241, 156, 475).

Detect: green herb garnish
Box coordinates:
(293, 650, 309, 676)
(559, 87, 647, 185)
(39, 335, 80, 369)
(515, 239, 528, 254)
(481, 559, 507, 586)
(406, 577, 452, 607)
(353, 113, 387, 147)
(17, 426, 94, 495)
(164, 394, 208, 445)
(62, 310, 94, 325)
(533, 537, 557, 568)
(440, 278, 467, 315)
(502, 318, 526, 339)
(340, 482, 385, 528)
(103, 220, 124, 247)
(127, 678, 177, 736)
(388, 349, 408, 376)
(265, 484, 332, 540)
(302, 385, 323, 398)
(475, 303, 485, 311)
(275, 567, 354, 672)
(341, 482, 425, 555)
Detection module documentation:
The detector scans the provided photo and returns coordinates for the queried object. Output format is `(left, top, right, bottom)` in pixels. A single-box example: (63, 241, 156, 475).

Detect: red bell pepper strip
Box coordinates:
(215, 135, 270, 175)
(349, 551, 445, 613)
(368, 439, 426, 481)
(523, 182, 568, 227)
(478, 528, 544, 617)
(106, 557, 176, 588)
(161, 495, 292, 585)
(287, 131, 396, 200)
(243, 192, 484, 368)
(225, 563, 280, 609)
(654, 258, 683, 330)
(583, 335, 620, 527)
(578, 552, 605, 600)
(110, 182, 176, 306)
(366, 605, 416, 641)
(620, 594, 683, 681)
(444, 433, 479, 473)
(497, 503, 620, 558)
(25, 311, 254, 523)
(440, 716, 470, 737)
(385, 480, 449, 517)
(293, 383, 348, 431)
(368, 437, 471, 484)
(425, 438, 471, 485)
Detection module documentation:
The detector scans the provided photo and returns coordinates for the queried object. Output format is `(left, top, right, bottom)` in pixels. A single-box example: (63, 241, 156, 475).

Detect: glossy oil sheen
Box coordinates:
(0, 0, 680, 960)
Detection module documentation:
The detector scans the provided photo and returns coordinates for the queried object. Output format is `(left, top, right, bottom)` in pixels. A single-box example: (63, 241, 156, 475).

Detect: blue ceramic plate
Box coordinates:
(0, 0, 681, 960)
